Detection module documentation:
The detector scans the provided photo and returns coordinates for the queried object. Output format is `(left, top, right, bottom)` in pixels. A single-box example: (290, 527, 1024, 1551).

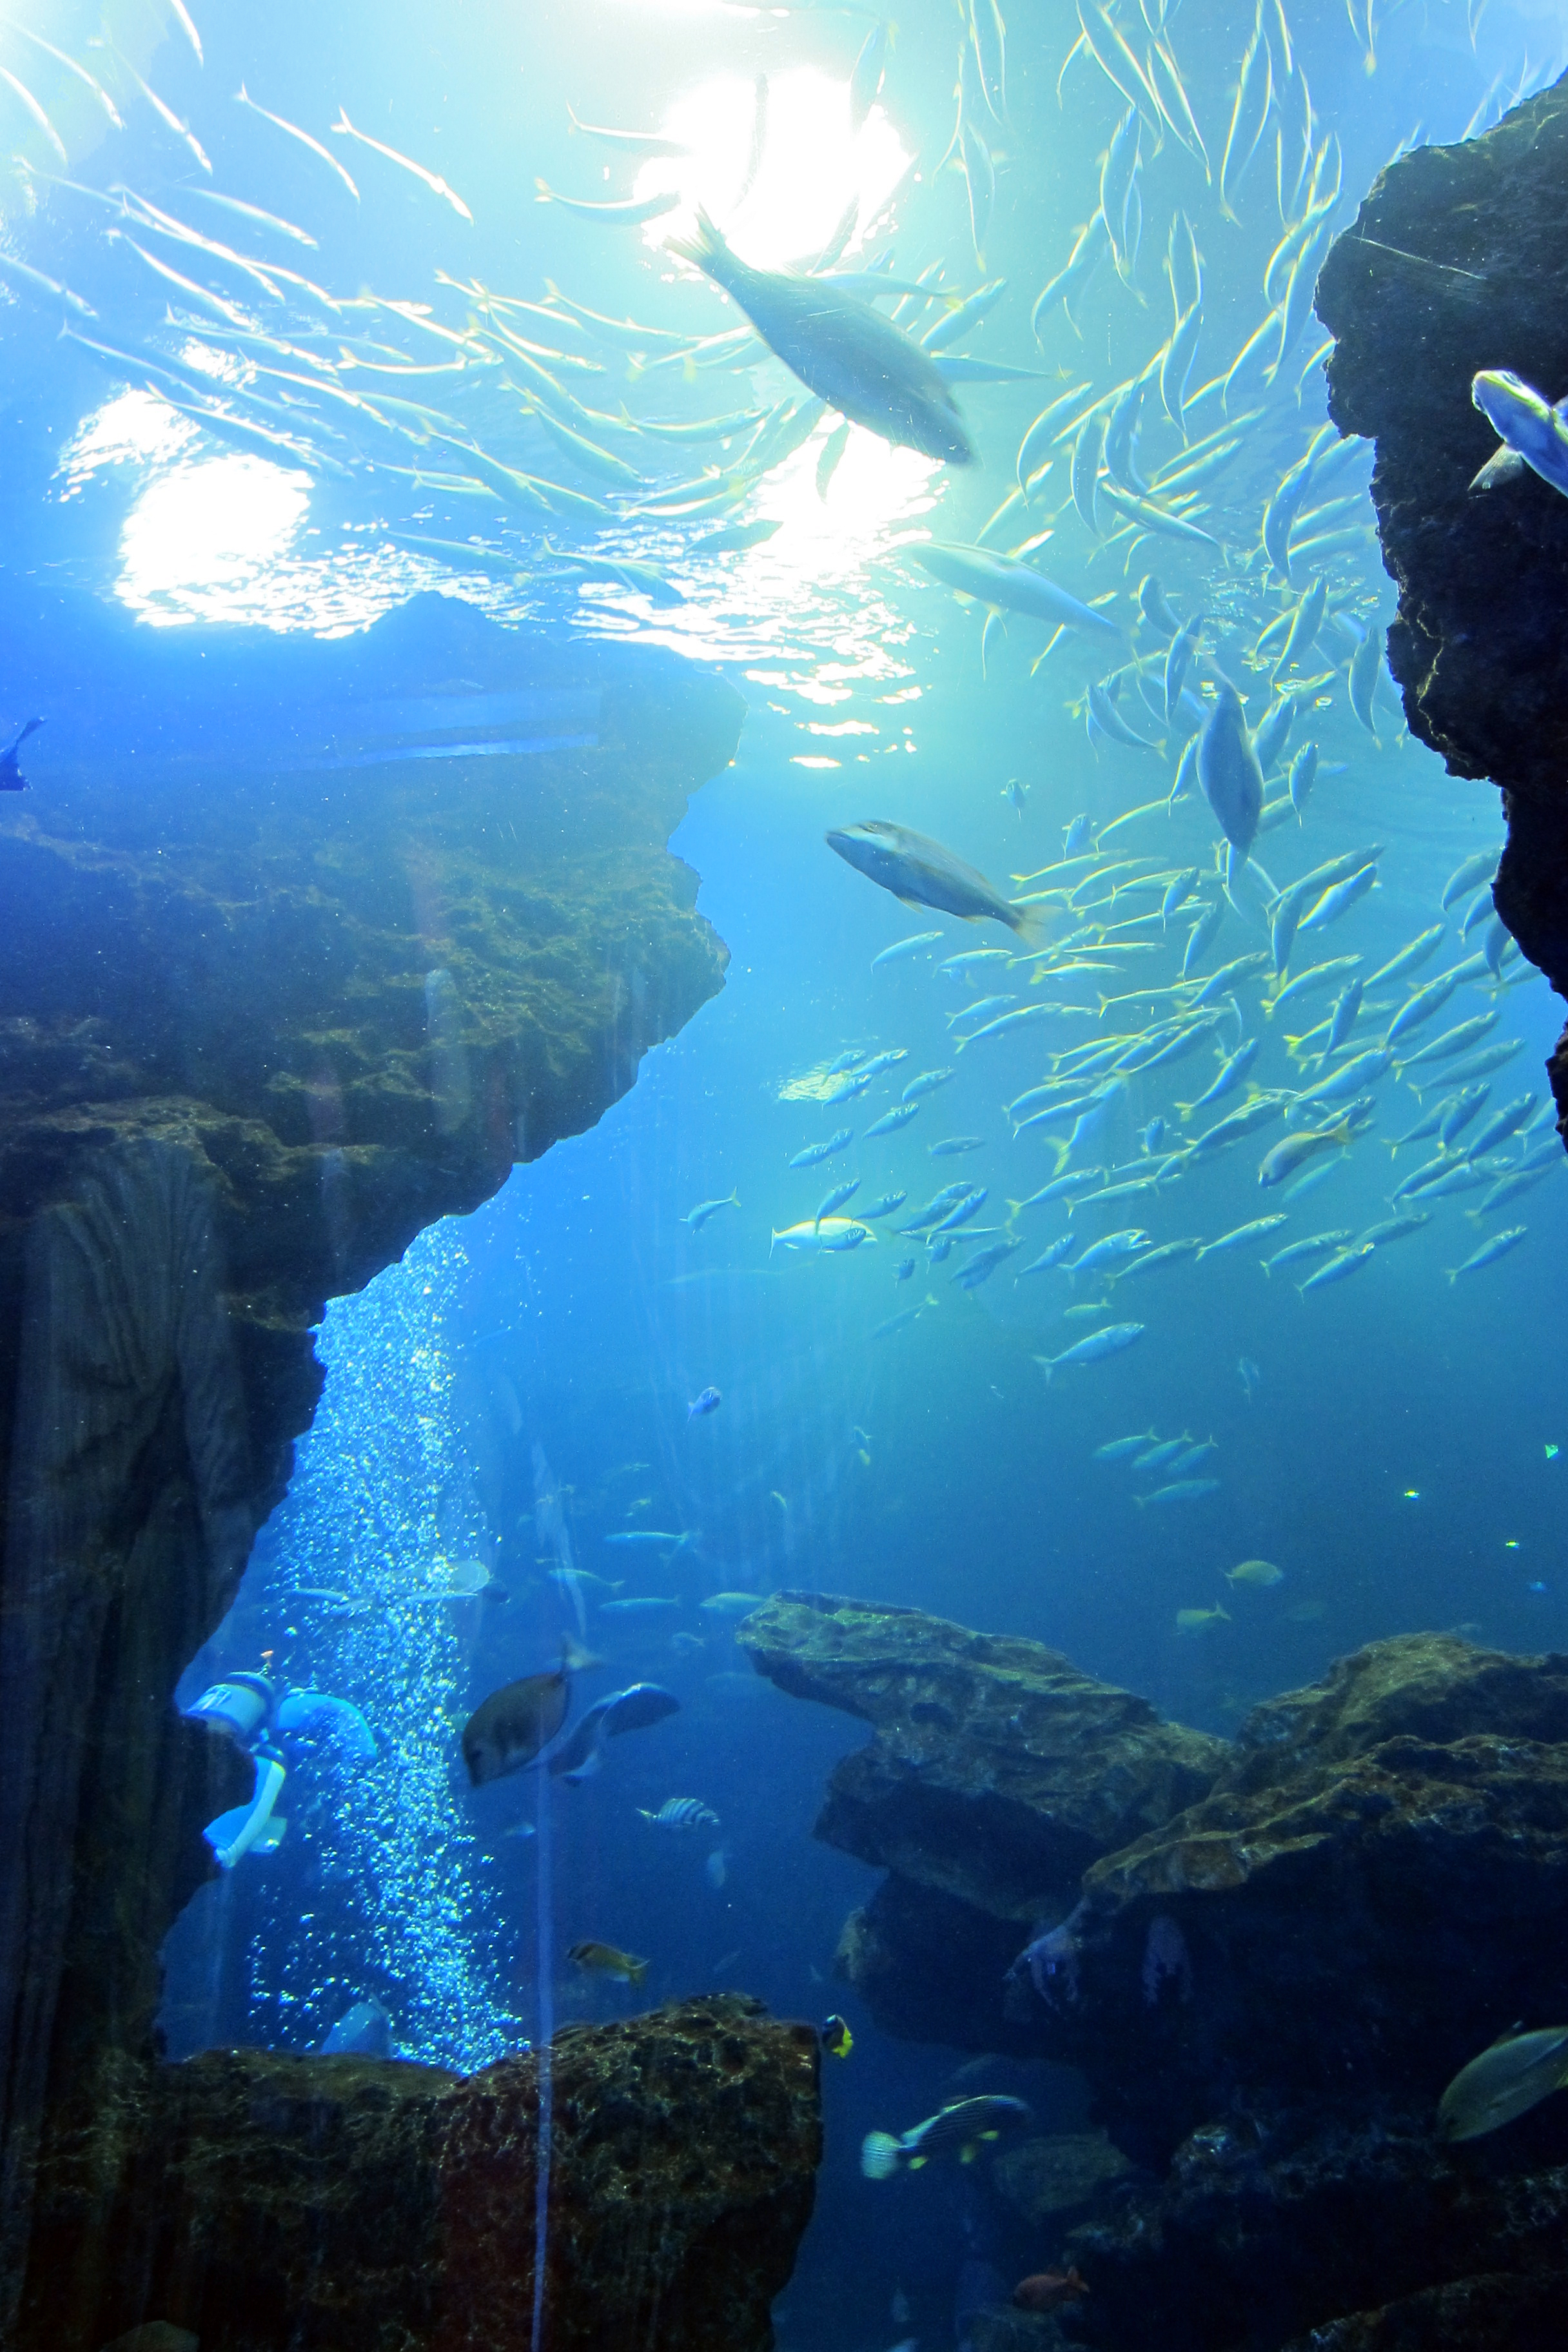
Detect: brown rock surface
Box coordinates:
(738, 1591, 1226, 1921)
(20, 1997, 819, 2352)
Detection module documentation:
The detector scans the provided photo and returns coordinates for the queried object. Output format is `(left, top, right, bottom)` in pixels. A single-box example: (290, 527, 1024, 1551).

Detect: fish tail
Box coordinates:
(1259, 1260, 1271, 1277)
(860, 2131, 905, 2180)
(665, 204, 727, 277)
(629, 1957, 650, 1984)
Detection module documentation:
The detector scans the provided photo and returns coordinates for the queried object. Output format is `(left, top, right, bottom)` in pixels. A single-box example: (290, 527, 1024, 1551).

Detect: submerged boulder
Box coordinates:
(21, 1997, 819, 2352)
(1315, 74, 1568, 1130)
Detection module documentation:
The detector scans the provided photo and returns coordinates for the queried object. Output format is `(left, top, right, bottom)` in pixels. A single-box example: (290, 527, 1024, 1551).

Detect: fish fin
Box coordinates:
(665, 204, 727, 275)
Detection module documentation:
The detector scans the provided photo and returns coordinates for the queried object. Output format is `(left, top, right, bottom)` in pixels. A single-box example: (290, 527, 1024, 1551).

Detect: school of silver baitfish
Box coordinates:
(21, 0, 1566, 2116)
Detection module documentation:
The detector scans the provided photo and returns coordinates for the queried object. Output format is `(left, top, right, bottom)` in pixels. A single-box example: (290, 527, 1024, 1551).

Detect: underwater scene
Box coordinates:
(3, 0, 1568, 2347)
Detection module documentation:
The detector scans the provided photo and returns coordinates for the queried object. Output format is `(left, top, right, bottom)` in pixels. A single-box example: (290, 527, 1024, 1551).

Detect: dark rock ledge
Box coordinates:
(1315, 73, 1568, 1133)
(741, 1592, 1568, 2352)
(18, 1995, 820, 2352)
(0, 588, 746, 2337)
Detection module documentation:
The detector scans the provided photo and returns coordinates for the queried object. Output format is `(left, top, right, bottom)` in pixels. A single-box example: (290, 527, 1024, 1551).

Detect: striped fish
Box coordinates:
(638, 1797, 720, 1832)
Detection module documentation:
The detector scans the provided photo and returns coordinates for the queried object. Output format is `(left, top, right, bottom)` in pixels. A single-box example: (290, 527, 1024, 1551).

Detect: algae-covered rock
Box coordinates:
(1217, 1631, 1568, 1793)
(23, 1997, 819, 2352)
(0, 589, 745, 2333)
(1037, 1641, 1568, 2155)
(739, 1592, 1227, 1921)
(1314, 74, 1568, 1128)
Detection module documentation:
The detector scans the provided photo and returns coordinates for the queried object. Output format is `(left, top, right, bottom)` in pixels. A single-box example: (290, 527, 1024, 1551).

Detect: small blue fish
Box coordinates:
(863, 1190, 908, 1218)
(865, 1103, 920, 1139)
(1063, 813, 1095, 855)
(687, 1387, 722, 1421)
(790, 1128, 853, 1168)
(1238, 1356, 1262, 1397)
(816, 1177, 861, 1228)
(932, 1188, 987, 1232)
(930, 1135, 986, 1157)
(895, 1257, 916, 1282)
(1139, 1116, 1166, 1154)
(319, 1999, 393, 2057)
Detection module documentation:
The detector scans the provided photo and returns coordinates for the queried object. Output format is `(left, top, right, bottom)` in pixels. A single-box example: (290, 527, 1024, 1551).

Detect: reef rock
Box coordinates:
(1057, 1632, 1568, 2154)
(1074, 2112, 1568, 2352)
(0, 589, 743, 2328)
(993, 2130, 1133, 2226)
(1315, 75, 1568, 1127)
(768, 1612, 1568, 2349)
(740, 1593, 1226, 1912)
(741, 1592, 1226, 2052)
(20, 1996, 819, 2352)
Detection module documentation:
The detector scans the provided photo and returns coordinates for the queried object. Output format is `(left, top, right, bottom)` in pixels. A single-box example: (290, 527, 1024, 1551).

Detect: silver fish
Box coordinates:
(669, 211, 974, 464)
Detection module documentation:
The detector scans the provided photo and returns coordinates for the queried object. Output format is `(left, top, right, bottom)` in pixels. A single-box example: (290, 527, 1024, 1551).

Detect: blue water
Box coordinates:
(9, 0, 1567, 2337)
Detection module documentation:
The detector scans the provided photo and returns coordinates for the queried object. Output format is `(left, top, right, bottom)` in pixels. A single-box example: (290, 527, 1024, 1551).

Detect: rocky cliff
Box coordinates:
(0, 587, 745, 2335)
(1315, 73, 1568, 1130)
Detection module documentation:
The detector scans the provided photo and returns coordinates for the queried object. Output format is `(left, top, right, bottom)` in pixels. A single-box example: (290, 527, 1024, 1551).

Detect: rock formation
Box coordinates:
(743, 1595, 1568, 2349)
(0, 589, 744, 2333)
(741, 1592, 1226, 2050)
(17, 1996, 820, 2352)
(1315, 74, 1568, 1130)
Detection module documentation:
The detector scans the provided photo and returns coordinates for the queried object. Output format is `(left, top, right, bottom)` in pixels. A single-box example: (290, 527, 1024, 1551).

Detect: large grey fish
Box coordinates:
(667, 210, 974, 464)
(827, 821, 1038, 934)
(1439, 2026, 1568, 2141)
(912, 543, 1124, 639)
(1196, 672, 1263, 861)
(462, 1656, 571, 1785)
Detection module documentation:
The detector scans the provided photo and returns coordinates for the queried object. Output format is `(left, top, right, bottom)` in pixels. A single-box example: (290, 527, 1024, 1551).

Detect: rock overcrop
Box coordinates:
(745, 1597, 1568, 2349)
(18, 1998, 819, 2352)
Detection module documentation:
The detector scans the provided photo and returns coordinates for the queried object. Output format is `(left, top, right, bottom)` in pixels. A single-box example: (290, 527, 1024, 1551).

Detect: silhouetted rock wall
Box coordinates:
(1315, 73, 1568, 1133)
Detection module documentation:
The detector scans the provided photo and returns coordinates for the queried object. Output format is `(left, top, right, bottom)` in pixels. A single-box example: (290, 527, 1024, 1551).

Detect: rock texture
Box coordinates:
(751, 1601, 1568, 2350)
(743, 1592, 1226, 2052)
(0, 587, 743, 2330)
(1315, 74, 1568, 1129)
(17, 1997, 819, 2352)
(741, 1592, 1226, 1914)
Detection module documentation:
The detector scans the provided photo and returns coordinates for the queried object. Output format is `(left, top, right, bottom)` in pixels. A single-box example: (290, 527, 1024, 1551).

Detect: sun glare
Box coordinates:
(637, 64, 911, 270)
(119, 453, 311, 625)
